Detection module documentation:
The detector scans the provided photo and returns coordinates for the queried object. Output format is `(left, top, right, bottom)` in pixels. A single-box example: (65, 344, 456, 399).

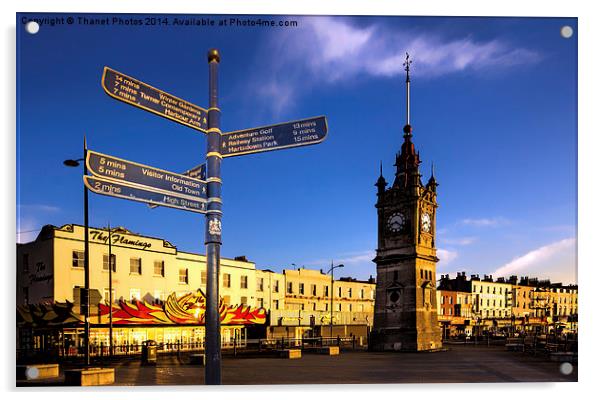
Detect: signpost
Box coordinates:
(221, 116, 328, 157)
(84, 175, 207, 213)
(98, 51, 328, 385)
(102, 66, 208, 132)
(87, 150, 207, 200)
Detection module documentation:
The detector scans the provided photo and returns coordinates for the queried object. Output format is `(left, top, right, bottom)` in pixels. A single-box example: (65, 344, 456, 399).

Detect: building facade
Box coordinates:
(17, 223, 376, 353)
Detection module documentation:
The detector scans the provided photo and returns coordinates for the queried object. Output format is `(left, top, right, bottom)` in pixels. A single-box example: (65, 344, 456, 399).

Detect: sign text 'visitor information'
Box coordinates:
(220, 116, 328, 157)
(86, 150, 207, 200)
(84, 176, 207, 214)
(102, 66, 208, 132)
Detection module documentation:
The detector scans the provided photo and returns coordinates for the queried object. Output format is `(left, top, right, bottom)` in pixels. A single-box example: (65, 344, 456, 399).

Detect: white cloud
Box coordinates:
(438, 248, 458, 268)
(460, 217, 509, 227)
(491, 238, 577, 283)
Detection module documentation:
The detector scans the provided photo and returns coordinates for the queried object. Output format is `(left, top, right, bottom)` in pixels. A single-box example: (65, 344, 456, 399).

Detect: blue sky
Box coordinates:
(16, 13, 577, 284)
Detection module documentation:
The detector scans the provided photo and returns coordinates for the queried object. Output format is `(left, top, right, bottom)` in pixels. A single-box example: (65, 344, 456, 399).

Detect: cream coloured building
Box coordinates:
(17, 223, 375, 339)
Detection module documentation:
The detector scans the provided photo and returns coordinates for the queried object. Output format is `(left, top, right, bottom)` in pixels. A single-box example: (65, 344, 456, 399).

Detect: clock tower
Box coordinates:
(371, 53, 442, 351)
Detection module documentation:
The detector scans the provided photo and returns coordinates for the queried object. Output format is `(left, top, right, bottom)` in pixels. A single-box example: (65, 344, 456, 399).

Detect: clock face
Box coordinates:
(421, 212, 432, 232)
(387, 212, 405, 233)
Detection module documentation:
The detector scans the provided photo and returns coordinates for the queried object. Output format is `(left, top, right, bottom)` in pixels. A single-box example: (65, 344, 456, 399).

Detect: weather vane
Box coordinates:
(403, 52, 412, 82)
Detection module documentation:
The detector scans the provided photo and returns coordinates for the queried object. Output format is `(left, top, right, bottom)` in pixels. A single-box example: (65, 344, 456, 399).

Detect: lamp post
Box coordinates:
(326, 261, 344, 338)
(107, 222, 114, 356)
(63, 137, 90, 366)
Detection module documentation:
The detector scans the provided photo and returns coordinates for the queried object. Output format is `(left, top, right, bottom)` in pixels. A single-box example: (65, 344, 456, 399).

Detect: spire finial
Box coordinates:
(380, 160, 383, 177)
(403, 52, 412, 83)
(403, 52, 412, 130)
(431, 162, 435, 178)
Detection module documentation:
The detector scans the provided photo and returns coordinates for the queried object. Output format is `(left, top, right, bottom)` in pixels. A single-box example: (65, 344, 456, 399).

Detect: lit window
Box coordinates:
(130, 289, 140, 301)
(72, 251, 84, 268)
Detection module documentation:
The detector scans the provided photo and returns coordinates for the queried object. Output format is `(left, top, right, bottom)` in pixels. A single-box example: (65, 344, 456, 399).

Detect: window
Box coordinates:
(325, 303, 329, 311)
(223, 273, 231, 288)
(348, 288, 353, 298)
(311, 284, 317, 296)
(393, 271, 399, 281)
(338, 287, 342, 297)
(360, 289, 364, 299)
(287, 281, 293, 294)
(130, 258, 142, 274)
(179, 268, 189, 284)
(257, 298, 264, 308)
(338, 303, 342, 311)
(23, 254, 29, 272)
(103, 288, 115, 303)
(359, 304, 364, 312)
(240, 296, 247, 305)
(420, 270, 424, 279)
(153, 260, 164, 277)
(130, 289, 141, 301)
(312, 303, 317, 311)
(441, 296, 445, 305)
(299, 283, 305, 295)
(449, 297, 453, 305)
(349, 304, 353, 311)
(257, 278, 264, 291)
(241, 275, 248, 289)
(103, 254, 117, 272)
(272, 300, 279, 310)
(223, 295, 231, 305)
(273, 280, 280, 293)
(72, 251, 84, 268)
(428, 271, 432, 280)
(324, 286, 329, 297)
(201, 270, 207, 285)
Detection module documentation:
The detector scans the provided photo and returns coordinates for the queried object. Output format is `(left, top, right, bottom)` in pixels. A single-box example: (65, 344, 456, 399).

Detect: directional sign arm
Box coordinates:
(220, 116, 328, 158)
(101, 67, 208, 132)
(84, 175, 206, 214)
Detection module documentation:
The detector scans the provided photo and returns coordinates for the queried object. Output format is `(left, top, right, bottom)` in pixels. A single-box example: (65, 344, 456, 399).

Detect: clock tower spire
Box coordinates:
(371, 53, 442, 352)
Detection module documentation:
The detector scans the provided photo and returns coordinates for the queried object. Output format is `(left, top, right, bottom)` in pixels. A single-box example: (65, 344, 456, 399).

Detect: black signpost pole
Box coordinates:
(205, 48, 222, 385)
(83, 136, 91, 366)
(108, 222, 113, 357)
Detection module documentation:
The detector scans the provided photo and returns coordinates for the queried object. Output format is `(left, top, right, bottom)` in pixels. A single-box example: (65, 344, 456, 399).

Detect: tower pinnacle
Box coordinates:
(403, 52, 412, 129)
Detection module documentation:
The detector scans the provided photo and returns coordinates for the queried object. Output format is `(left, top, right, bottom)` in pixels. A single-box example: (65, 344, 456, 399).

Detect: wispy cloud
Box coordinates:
(491, 238, 576, 281)
(306, 250, 374, 267)
(440, 236, 477, 246)
(255, 17, 540, 115)
(460, 217, 510, 227)
(18, 204, 60, 213)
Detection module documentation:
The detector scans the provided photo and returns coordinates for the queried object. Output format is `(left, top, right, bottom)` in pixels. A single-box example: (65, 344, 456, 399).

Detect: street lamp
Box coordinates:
(107, 222, 114, 356)
(63, 137, 91, 366)
(326, 261, 344, 338)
